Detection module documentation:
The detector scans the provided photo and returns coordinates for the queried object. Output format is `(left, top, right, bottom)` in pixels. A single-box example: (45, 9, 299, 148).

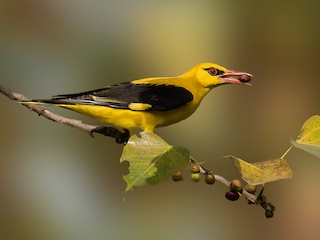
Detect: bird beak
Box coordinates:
(220, 70, 252, 86)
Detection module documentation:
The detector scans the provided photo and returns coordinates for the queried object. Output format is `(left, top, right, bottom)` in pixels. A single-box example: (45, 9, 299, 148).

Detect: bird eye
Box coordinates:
(208, 67, 218, 76)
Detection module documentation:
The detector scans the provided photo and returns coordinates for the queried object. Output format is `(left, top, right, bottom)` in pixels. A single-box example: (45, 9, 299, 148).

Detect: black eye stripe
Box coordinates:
(217, 69, 225, 75)
(203, 68, 225, 76)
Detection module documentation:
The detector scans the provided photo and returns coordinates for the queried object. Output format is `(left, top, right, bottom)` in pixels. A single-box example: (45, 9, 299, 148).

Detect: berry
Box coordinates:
(230, 179, 242, 192)
(172, 172, 183, 182)
(265, 209, 274, 218)
(205, 173, 215, 185)
(191, 165, 201, 173)
(191, 173, 201, 182)
(225, 191, 240, 201)
(245, 184, 257, 194)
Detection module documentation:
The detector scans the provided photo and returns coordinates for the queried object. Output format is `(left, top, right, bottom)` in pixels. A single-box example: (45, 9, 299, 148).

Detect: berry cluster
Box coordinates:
(172, 164, 216, 185)
(172, 163, 275, 218)
(225, 179, 243, 201)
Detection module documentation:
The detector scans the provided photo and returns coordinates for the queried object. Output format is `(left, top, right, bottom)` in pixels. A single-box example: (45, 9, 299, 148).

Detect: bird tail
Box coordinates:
(19, 98, 77, 106)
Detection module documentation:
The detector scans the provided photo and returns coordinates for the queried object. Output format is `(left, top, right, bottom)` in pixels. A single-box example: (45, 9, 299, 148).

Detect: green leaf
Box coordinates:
(231, 156, 293, 185)
(120, 132, 190, 191)
(292, 115, 320, 158)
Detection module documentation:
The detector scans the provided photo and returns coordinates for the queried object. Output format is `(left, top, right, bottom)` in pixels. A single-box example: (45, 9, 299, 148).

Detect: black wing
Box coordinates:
(39, 82, 193, 111)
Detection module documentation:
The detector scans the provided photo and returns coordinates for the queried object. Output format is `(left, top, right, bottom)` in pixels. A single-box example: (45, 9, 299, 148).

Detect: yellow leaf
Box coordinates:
(292, 115, 320, 158)
(231, 156, 293, 185)
(120, 132, 190, 191)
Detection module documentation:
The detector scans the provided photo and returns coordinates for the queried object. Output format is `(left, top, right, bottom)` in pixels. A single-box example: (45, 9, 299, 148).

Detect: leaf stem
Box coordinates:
(280, 145, 293, 159)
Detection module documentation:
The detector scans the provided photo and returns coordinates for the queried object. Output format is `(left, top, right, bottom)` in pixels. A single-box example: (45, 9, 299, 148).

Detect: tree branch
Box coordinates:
(193, 160, 275, 216)
(189, 157, 257, 203)
(212, 174, 257, 203)
(0, 83, 129, 143)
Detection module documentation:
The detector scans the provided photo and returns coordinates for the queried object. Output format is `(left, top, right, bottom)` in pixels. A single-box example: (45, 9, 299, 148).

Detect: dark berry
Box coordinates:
(225, 191, 240, 201)
(172, 172, 183, 182)
(205, 173, 215, 185)
(265, 210, 274, 218)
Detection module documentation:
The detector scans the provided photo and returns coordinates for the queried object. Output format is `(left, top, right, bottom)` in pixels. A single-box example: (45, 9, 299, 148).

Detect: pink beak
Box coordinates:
(220, 70, 253, 86)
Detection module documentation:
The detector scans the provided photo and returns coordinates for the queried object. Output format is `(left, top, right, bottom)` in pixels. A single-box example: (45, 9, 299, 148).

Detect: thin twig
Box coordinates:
(0, 83, 98, 134)
(0, 83, 129, 142)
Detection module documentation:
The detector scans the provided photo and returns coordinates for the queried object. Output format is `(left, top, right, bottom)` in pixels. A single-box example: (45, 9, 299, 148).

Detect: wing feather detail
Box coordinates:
(40, 82, 193, 111)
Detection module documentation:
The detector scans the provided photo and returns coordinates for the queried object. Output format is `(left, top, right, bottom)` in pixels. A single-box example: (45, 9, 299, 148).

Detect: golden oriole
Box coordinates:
(21, 63, 252, 133)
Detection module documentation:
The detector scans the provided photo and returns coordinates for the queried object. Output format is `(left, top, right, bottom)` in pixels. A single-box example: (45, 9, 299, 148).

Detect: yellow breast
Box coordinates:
(58, 100, 200, 132)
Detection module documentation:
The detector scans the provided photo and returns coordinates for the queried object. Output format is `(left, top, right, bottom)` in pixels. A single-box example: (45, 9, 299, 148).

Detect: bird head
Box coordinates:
(184, 63, 252, 88)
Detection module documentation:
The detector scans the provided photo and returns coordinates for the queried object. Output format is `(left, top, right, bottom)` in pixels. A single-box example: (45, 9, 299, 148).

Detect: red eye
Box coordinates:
(208, 67, 218, 75)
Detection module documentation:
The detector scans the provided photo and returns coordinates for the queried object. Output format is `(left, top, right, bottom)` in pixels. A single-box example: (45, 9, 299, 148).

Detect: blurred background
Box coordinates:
(1, 0, 320, 239)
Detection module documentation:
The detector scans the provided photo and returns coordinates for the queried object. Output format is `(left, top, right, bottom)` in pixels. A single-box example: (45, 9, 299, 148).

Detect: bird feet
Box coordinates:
(91, 126, 130, 144)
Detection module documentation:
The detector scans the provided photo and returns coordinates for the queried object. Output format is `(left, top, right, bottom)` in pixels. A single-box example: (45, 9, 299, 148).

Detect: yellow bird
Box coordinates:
(22, 63, 252, 141)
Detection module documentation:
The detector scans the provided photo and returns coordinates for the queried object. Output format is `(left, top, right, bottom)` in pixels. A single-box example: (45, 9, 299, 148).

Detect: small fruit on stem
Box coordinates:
(191, 165, 201, 173)
(172, 172, 183, 182)
(230, 179, 242, 192)
(245, 184, 257, 194)
(265, 209, 274, 218)
(225, 191, 240, 201)
(205, 172, 216, 185)
(191, 173, 201, 182)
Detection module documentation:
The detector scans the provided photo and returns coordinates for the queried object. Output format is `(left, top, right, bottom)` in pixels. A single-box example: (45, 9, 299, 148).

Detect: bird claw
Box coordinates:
(91, 126, 130, 144)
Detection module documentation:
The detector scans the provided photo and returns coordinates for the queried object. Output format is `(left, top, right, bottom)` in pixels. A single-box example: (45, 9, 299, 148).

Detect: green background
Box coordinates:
(1, 0, 320, 239)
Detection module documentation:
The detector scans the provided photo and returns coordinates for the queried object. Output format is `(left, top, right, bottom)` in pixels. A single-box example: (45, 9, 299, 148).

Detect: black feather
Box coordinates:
(34, 82, 193, 111)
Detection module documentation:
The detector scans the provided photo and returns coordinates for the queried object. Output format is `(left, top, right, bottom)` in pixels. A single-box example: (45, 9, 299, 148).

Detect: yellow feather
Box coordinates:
(128, 103, 152, 111)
